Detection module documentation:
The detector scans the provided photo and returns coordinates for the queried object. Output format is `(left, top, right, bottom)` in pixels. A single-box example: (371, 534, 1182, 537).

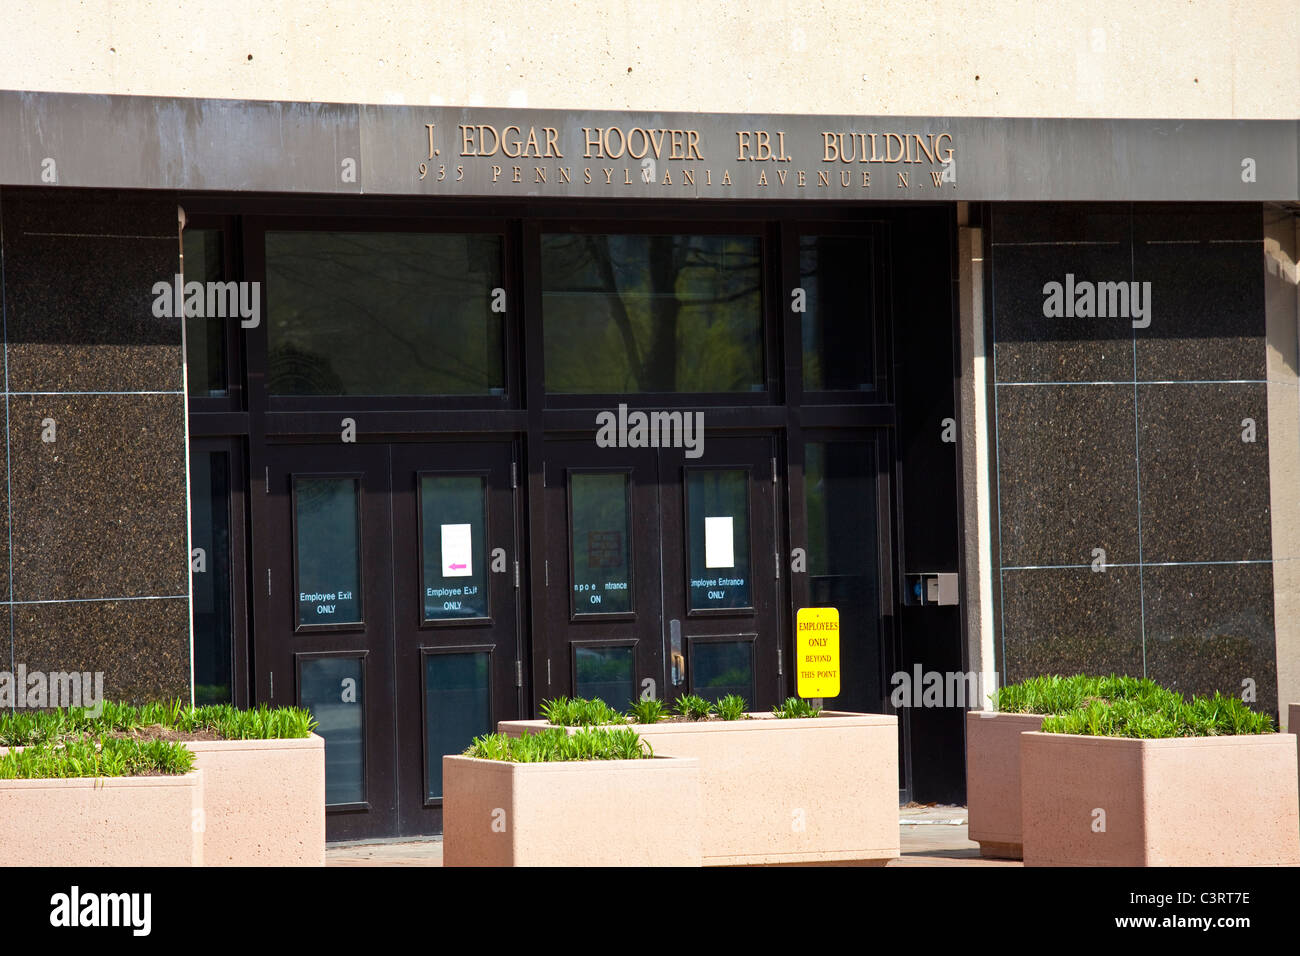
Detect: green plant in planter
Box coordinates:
(994, 673, 1165, 715)
(674, 694, 714, 721)
(539, 696, 627, 727)
(0, 736, 196, 779)
(465, 726, 652, 761)
(1040, 687, 1274, 738)
(627, 698, 667, 724)
(0, 699, 319, 746)
(772, 697, 821, 719)
(714, 694, 750, 721)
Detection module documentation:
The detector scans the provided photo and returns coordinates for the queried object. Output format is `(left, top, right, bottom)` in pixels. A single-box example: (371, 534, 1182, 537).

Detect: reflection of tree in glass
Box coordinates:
(266, 232, 503, 396)
(542, 234, 762, 393)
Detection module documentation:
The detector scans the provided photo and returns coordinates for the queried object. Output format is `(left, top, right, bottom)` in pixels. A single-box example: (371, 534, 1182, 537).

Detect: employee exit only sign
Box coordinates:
(796, 607, 840, 699)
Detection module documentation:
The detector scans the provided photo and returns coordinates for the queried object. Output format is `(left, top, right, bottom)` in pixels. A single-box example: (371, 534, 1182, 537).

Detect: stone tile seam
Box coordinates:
(5, 594, 187, 605)
(1002, 559, 1274, 571)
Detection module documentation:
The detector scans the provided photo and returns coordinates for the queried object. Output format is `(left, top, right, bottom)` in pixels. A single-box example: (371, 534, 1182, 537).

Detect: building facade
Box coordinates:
(1, 2, 1297, 841)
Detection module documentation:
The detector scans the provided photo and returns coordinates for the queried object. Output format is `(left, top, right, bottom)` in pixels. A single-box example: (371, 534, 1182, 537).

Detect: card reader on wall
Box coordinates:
(904, 573, 959, 606)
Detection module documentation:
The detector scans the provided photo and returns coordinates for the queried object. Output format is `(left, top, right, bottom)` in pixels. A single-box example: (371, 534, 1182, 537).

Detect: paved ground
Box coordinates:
(326, 805, 1022, 867)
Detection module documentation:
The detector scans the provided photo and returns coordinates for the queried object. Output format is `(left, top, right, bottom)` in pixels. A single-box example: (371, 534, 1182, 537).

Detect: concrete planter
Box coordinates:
(0, 771, 204, 866)
(1020, 730, 1300, 866)
(965, 710, 1044, 859)
(185, 734, 325, 866)
(442, 754, 701, 866)
(499, 712, 899, 866)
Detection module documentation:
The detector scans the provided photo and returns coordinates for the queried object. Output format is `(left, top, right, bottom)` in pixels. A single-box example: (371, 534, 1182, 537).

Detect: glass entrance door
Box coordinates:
(539, 433, 782, 713)
(256, 441, 521, 841)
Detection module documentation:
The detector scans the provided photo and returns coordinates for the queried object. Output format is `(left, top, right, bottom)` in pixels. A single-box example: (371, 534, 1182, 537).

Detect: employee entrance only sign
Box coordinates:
(795, 607, 840, 699)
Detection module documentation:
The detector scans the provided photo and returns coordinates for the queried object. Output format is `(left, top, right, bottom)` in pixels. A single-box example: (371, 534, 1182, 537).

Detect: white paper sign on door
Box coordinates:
(441, 523, 472, 577)
(704, 516, 735, 569)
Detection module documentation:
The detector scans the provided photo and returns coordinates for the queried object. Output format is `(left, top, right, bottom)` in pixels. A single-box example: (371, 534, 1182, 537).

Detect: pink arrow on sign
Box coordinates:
(448, 563, 467, 570)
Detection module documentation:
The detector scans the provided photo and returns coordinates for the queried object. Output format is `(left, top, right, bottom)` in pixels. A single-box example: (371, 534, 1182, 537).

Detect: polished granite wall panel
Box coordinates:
(1142, 562, 1278, 717)
(1136, 383, 1272, 564)
(2, 192, 182, 392)
(0, 188, 188, 703)
(8, 394, 187, 600)
(11, 597, 190, 702)
(995, 384, 1138, 568)
(990, 203, 1276, 713)
(1133, 204, 1266, 382)
(999, 566, 1144, 682)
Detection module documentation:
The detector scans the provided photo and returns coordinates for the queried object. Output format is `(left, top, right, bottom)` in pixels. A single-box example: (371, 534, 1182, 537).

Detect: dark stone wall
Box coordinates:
(988, 202, 1278, 718)
(0, 188, 189, 703)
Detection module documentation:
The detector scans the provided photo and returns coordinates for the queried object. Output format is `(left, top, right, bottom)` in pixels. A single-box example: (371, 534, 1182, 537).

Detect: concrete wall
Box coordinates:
(0, 1, 1296, 118)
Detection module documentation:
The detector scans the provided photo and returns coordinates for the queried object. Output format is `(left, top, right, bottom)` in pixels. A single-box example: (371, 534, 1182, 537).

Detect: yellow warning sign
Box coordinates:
(795, 607, 840, 699)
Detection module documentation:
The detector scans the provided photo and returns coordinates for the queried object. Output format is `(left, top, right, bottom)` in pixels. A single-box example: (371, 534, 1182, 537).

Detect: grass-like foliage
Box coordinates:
(994, 674, 1167, 715)
(465, 726, 652, 762)
(626, 698, 667, 724)
(0, 700, 317, 746)
(714, 694, 750, 721)
(772, 697, 821, 719)
(1040, 688, 1274, 738)
(674, 694, 714, 721)
(539, 696, 627, 727)
(0, 736, 196, 779)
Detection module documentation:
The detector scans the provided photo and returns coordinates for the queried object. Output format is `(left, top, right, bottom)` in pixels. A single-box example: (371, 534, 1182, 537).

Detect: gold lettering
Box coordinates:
(648, 129, 668, 158)
(737, 130, 752, 161)
(670, 130, 685, 160)
(603, 168, 614, 184)
(913, 133, 937, 165)
(797, 170, 806, 187)
(604, 127, 626, 159)
(535, 167, 547, 184)
(524, 127, 543, 157)
(686, 130, 703, 160)
(755, 131, 772, 161)
(758, 169, 768, 186)
(776, 131, 789, 161)
(662, 169, 673, 185)
(862, 170, 871, 187)
(460, 125, 476, 156)
(558, 166, 572, 184)
(935, 133, 954, 164)
(821, 132, 837, 162)
(478, 125, 500, 157)
(584, 167, 592, 184)
(706, 169, 712, 185)
(545, 127, 562, 158)
(584, 128, 602, 159)
(885, 133, 905, 163)
(931, 170, 943, 186)
(624, 167, 632, 184)
(501, 125, 522, 159)
(817, 170, 830, 187)
(683, 169, 695, 186)
(456, 165, 464, 181)
(512, 166, 521, 183)
(897, 171, 909, 187)
(777, 169, 787, 185)
(841, 170, 851, 187)
(491, 165, 502, 182)
(425, 123, 436, 160)
(868, 133, 883, 162)
(627, 128, 648, 159)
(721, 169, 732, 185)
